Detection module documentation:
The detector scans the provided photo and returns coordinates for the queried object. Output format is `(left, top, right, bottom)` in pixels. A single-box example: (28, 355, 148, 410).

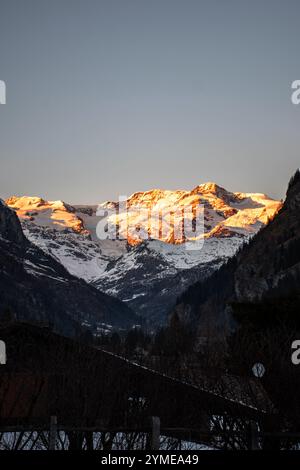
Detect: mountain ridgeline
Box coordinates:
(5, 184, 280, 324)
(0, 200, 139, 336)
(173, 170, 300, 334)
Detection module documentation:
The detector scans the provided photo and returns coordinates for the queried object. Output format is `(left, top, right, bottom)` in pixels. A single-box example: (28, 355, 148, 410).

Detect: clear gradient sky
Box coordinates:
(0, 0, 299, 203)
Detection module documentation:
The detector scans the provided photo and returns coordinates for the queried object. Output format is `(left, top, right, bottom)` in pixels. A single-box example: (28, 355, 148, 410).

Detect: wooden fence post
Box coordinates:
(249, 421, 259, 450)
(49, 415, 57, 450)
(150, 416, 160, 450)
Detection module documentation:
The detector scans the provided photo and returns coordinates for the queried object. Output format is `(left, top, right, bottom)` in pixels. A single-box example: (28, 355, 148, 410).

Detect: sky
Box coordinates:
(0, 0, 299, 203)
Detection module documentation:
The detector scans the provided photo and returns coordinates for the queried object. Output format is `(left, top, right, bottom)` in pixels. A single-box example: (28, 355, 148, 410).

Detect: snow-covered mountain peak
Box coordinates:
(99, 184, 282, 244)
(6, 196, 88, 235)
(193, 181, 229, 195)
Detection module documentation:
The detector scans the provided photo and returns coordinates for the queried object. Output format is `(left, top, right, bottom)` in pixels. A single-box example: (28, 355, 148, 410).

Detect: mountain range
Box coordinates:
(5, 183, 281, 325)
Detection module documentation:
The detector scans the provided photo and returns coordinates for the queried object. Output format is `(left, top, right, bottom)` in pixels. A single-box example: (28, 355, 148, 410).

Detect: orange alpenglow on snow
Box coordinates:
(6, 183, 282, 245)
(99, 182, 282, 244)
(5, 196, 87, 234)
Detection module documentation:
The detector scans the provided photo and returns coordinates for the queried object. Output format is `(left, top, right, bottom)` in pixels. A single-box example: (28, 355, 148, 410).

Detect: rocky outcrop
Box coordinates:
(0, 198, 26, 246)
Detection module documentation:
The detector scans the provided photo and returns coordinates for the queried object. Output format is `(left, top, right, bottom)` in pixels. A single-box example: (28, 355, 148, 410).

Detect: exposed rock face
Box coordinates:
(0, 201, 138, 335)
(0, 198, 26, 246)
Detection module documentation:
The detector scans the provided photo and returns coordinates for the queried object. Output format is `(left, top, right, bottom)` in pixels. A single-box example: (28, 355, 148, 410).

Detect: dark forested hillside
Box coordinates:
(0, 200, 138, 335)
(169, 171, 300, 434)
(234, 169, 300, 302)
(173, 169, 300, 335)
